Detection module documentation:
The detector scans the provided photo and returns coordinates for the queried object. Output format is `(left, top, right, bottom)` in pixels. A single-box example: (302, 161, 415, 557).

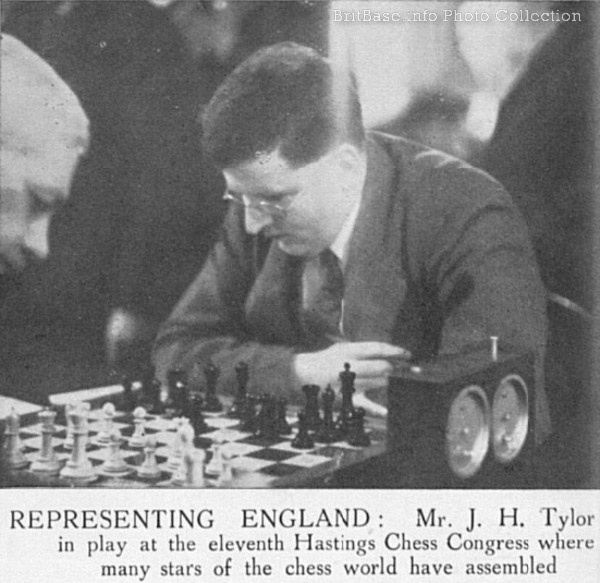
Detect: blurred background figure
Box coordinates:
(1, 33, 89, 275)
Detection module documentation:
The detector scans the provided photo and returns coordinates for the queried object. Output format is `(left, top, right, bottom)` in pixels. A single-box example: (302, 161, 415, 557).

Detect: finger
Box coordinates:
(354, 393, 388, 418)
(349, 359, 394, 378)
(343, 342, 411, 360)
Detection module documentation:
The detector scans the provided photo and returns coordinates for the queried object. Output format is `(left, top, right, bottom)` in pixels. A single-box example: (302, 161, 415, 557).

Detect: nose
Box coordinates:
(244, 206, 273, 235)
(23, 215, 50, 259)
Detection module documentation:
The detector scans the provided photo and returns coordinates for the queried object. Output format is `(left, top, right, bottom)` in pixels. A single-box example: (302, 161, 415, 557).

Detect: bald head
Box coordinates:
(1, 34, 89, 273)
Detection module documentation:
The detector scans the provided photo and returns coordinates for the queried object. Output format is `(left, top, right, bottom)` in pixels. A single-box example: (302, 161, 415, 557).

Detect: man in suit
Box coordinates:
(153, 43, 550, 441)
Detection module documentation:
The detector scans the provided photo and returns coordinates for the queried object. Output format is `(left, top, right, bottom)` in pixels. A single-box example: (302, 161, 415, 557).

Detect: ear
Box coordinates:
(333, 143, 367, 187)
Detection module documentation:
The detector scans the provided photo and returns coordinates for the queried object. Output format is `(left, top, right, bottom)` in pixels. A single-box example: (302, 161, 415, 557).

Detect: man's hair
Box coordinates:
(1, 34, 89, 154)
(202, 42, 365, 168)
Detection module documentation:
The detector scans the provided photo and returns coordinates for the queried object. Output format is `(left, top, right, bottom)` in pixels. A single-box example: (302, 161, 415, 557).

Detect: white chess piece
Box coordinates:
(100, 429, 133, 476)
(31, 408, 61, 475)
(94, 402, 116, 446)
(60, 407, 96, 482)
(137, 436, 161, 480)
(129, 406, 148, 448)
(4, 408, 28, 469)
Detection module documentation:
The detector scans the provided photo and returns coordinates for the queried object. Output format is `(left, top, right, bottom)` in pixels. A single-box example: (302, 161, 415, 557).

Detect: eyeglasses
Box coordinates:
(222, 191, 295, 219)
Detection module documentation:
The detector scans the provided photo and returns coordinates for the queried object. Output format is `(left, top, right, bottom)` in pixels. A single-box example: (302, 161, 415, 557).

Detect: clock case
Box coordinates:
(386, 348, 536, 488)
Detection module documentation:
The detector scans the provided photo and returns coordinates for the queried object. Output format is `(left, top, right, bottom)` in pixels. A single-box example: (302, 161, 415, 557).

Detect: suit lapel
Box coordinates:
(245, 242, 304, 344)
(343, 138, 407, 342)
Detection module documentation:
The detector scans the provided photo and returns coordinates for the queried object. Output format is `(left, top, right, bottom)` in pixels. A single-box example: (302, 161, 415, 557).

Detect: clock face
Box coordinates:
(445, 385, 490, 479)
(492, 374, 529, 463)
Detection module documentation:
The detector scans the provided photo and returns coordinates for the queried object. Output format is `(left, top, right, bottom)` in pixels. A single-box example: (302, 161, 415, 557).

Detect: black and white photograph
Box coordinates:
(1, 0, 599, 580)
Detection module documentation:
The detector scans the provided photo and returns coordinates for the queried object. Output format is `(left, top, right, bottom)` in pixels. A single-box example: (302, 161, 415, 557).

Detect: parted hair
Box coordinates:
(202, 42, 365, 169)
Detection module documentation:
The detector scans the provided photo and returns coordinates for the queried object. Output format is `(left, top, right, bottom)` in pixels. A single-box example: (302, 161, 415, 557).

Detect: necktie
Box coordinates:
(302, 249, 344, 340)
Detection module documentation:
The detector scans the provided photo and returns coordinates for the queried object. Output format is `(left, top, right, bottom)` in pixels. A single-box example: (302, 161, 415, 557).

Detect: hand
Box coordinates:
(292, 341, 410, 417)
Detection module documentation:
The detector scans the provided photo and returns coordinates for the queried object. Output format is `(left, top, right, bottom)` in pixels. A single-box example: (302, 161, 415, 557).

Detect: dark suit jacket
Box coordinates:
(154, 132, 550, 441)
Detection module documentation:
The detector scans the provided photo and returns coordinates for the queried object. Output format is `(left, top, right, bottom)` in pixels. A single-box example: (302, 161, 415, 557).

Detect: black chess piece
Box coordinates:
(255, 395, 279, 440)
(291, 411, 315, 449)
(347, 407, 370, 447)
(189, 393, 209, 443)
(315, 385, 340, 443)
(166, 369, 189, 417)
(275, 398, 292, 435)
(302, 384, 321, 431)
(121, 374, 138, 413)
(203, 360, 223, 412)
(229, 361, 249, 418)
(336, 363, 356, 435)
(240, 395, 258, 433)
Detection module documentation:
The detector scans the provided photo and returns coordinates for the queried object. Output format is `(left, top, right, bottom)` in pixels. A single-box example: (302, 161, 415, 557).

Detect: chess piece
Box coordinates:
(315, 385, 340, 443)
(94, 402, 116, 446)
(140, 368, 163, 414)
(129, 406, 148, 448)
(347, 407, 371, 447)
(255, 395, 278, 440)
(205, 434, 225, 477)
(336, 363, 356, 435)
(121, 375, 138, 413)
(167, 417, 186, 471)
(172, 448, 205, 487)
(203, 360, 223, 412)
(189, 393, 209, 440)
(64, 401, 90, 450)
(137, 437, 162, 480)
(275, 398, 292, 435)
(60, 407, 96, 482)
(166, 369, 189, 417)
(291, 411, 315, 449)
(229, 361, 249, 418)
(302, 384, 321, 431)
(31, 408, 61, 475)
(3, 408, 28, 469)
(240, 395, 258, 433)
(216, 446, 234, 487)
(100, 429, 133, 476)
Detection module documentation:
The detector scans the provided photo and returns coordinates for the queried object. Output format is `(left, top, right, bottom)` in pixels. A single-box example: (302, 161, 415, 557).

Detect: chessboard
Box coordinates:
(0, 380, 386, 489)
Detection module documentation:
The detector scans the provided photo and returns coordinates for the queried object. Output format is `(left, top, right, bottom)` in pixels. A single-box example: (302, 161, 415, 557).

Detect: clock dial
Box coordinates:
(492, 374, 529, 463)
(445, 385, 490, 478)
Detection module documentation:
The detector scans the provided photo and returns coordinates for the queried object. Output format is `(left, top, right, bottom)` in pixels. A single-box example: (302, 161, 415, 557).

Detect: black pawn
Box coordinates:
(347, 407, 370, 447)
(291, 411, 314, 449)
(302, 384, 321, 431)
(315, 385, 339, 443)
(203, 360, 223, 412)
(255, 395, 278, 440)
(275, 398, 292, 435)
(240, 396, 258, 433)
(166, 369, 189, 417)
(229, 362, 249, 418)
(121, 375, 138, 413)
(189, 393, 209, 441)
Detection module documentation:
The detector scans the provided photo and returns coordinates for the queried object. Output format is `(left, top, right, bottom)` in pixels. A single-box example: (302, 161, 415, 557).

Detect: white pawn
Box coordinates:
(31, 408, 61, 475)
(60, 407, 95, 482)
(3, 408, 28, 469)
(216, 446, 233, 487)
(94, 402, 116, 446)
(64, 402, 91, 450)
(167, 418, 186, 471)
(100, 429, 133, 476)
(137, 436, 161, 480)
(129, 406, 148, 448)
(205, 435, 225, 478)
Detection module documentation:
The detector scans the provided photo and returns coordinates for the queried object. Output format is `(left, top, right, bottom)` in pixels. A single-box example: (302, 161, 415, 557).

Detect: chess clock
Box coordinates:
(386, 346, 536, 488)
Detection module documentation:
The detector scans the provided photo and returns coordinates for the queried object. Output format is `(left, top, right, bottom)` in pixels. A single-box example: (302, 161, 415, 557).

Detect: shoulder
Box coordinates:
(368, 131, 515, 218)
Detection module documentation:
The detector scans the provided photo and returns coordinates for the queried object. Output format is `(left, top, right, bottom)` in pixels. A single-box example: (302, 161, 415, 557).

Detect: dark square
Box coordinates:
(260, 463, 299, 477)
(311, 446, 342, 458)
(246, 448, 297, 462)
(238, 435, 282, 448)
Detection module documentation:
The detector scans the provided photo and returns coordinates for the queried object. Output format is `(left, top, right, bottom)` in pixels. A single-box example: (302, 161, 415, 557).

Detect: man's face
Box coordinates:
(0, 139, 85, 274)
(222, 146, 363, 258)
